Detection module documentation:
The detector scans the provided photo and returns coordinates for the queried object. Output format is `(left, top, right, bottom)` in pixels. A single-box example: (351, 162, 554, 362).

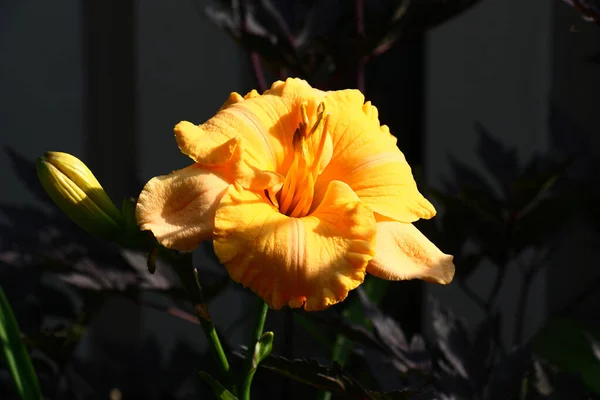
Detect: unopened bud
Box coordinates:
(36, 152, 124, 240)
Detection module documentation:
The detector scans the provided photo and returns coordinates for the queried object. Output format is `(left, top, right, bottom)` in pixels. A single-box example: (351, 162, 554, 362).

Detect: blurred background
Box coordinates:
(1, 0, 600, 399)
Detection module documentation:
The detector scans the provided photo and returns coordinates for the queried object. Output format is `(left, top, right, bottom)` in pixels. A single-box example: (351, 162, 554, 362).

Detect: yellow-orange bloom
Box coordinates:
(136, 78, 454, 311)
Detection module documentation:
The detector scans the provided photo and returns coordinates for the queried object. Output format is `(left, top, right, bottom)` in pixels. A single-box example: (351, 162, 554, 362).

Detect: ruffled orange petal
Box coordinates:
(174, 78, 325, 191)
(136, 164, 229, 251)
(313, 90, 436, 222)
(213, 180, 376, 311)
(367, 221, 455, 284)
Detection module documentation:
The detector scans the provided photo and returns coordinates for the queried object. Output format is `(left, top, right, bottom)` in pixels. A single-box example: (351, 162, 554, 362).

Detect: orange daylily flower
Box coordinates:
(136, 78, 454, 311)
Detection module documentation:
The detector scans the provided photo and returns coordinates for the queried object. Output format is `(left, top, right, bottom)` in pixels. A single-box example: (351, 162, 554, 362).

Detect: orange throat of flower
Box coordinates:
(272, 102, 330, 218)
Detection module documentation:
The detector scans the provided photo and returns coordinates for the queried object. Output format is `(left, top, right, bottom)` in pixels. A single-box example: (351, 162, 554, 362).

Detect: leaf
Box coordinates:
(471, 314, 500, 369)
(198, 371, 238, 400)
(430, 299, 484, 390)
(365, 0, 485, 56)
(447, 159, 505, 223)
(584, 331, 600, 361)
(510, 158, 572, 213)
(531, 358, 596, 398)
(238, 354, 371, 398)
(0, 285, 43, 400)
(560, 0, 600, 24)
(357, 288, 432, 373)
(293, 312, 335, 350)
(204, 4, 303, 76)
(423, 192, 473, 252)
(475, 122, 519, 199)
(533, 317, 600, 394)
(308, 312, 387, 353)
(512, 193, 577, 252)
(432, 176, 507, 267)
(253, 0, 296, 53)
(311, 273, 391, 393)
(484, 345, 531, 400)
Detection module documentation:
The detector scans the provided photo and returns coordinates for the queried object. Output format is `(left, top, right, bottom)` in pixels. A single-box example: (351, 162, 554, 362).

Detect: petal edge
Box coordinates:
(367, 221, 454, 284)
(136, 164, 228, 251)
(213, 180, 376, 311)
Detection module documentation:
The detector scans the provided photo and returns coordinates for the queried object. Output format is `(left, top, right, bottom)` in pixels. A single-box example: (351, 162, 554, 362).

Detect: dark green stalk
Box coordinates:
(168, 252, 232, 384)
(241, 299, 269, 400)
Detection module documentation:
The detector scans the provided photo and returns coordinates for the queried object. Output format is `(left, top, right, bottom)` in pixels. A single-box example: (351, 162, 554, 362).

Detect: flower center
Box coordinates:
(275, 102, 330, 218)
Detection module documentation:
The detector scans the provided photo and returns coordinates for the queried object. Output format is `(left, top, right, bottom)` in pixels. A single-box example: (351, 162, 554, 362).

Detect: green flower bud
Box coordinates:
(36, 152, 125, 240)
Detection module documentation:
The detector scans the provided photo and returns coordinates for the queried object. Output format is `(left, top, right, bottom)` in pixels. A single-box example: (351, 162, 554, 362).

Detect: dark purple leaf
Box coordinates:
(561, 0, 600, 24)
(254, 0, 296, 51)
(584, 331, 600, 361)
(475, 122, 518, 199)
(357, 288, 432, 373)
(471, 314, 500, 370)
(430, 298, 485, 390)
(362, 0, 485, 58)
(512, 193, 577, 252)
(511, 158, 572, 213)
(232, 351, 372, 398)
(484, 345, 531, 400)
(531, 358, 597, 398)
(446, 157, 505, 222)
(533, 318, 600, 394)
(306, 311, 389, 353)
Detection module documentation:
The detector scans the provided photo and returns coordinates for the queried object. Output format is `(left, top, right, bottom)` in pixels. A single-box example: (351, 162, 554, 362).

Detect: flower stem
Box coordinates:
(168, 252, 232, 384)
(241, 299, 269, 400)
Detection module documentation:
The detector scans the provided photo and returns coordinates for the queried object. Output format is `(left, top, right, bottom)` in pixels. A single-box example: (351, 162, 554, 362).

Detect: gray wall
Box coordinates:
(424, 0, 554, 346)
(0, 0, 84, 208)
(548, 2, 600, 318)
(425, 0, 600, 345)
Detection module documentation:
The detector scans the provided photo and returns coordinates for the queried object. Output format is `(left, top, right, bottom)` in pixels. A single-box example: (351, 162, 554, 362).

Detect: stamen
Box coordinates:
(307, 103, 325, 137)
(311, 113, 330, 173)
(300, 103, 309, 133)
(278, 102, 330, 218)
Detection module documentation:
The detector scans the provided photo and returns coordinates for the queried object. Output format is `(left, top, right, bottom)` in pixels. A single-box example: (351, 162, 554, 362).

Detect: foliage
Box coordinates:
(0, 148, 228, 398)
(0, 285, 42, 400)
(250, 289, 600, 399)
(562, 0, 600, 25)
(201, 0, 484, 90)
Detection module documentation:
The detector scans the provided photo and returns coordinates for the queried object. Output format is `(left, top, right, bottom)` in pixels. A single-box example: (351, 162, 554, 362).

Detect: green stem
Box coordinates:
(241, 299, 269, 400)
(168, 252, 231, 383)
(317, 278, 389, 400)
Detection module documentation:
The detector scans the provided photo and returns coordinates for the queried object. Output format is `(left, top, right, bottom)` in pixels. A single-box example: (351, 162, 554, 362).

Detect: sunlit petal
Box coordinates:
(367, 221, 455, 284)
(313, 90, 436, 222)
(213, 180, 376, 311)
(136, 164, 229, 251)
(174, 121, 284, 190)
(175, 78, 326, 191)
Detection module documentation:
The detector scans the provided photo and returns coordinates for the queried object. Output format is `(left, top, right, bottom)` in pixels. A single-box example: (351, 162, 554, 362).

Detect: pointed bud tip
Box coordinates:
(36, 151, 125, 240)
